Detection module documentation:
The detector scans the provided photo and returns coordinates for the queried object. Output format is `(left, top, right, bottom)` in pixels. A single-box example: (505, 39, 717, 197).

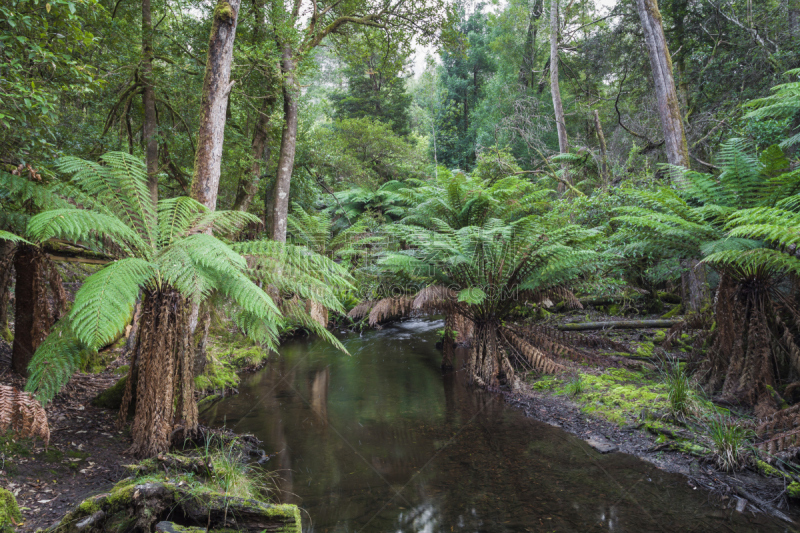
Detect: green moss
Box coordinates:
(788, 482, 800, 498)
(755, 459, 789, 478)
(607, 304, 622, 316)
(195, 359, 240, 393)
(114, 365, 130, 375)
(39, 448, 64, 463)
(547, 370, 668, 426)
(67, 450, 89, 459)
(0, 488, 21, 529)
(0, 326, 12, 343)
(229, 346, 268, 367)
(77, 498, 102, 515)
(652, 330, 666, 344)
(92, 376, 132, 411)
(530, 375, 561, 391)
(214, 1, 233, 21)
(661, 305, 682, 319)
(635, 342, 654, 357)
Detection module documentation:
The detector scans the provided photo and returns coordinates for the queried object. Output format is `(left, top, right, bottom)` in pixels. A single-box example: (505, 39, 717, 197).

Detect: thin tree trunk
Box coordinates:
(233, 93, 277, 211)
(680, 258, 710, 314)
(0, 242, 14, 342)
(191, 0, 243, 211)
(271, 47, 299, 243)
(634, 0, 690, 168)
(142, 0, 159, 206)
(550, 0, 569, 190)
(11, 246, 49, 377)
(593, 109, 609, 188)
(519, 0, 543, 87)
(791, 0, 800, 41)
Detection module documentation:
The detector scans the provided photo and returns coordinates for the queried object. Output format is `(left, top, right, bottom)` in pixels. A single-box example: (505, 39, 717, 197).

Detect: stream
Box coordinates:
(202, 319, 788, 532)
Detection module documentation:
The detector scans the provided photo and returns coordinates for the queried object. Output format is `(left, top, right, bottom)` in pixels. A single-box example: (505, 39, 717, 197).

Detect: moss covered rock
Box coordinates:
(0, 488, 21, 530)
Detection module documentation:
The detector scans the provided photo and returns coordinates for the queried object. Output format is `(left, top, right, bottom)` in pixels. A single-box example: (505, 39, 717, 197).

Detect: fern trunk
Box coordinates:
(468, 321, 502, 388)
(11, 246, 50, 377)
(699, 273, 800, 417)
(121, 289, 198, 458)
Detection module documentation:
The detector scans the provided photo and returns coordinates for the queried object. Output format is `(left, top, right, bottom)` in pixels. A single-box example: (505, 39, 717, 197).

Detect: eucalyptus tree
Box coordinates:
(267, 0, 452, 242)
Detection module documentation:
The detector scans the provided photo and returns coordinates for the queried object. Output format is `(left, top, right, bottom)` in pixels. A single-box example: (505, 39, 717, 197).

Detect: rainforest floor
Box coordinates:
(506, 302, 800, 523)
(0, 340, 131, 532)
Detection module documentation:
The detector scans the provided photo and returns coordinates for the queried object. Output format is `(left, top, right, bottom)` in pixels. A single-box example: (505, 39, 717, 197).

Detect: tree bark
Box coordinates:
(593, 109, 609, 187)
(680, 258, 710, 314)
(270, 46, 300, 242)
(191, 0, 242, 211)
(634, 0, 690, 168)
(791, 0, 800, 41)
(519, 0, 543, 87)
(11, 246, 50, 377)
(142, 0, 159, 206)
(232, 93, 277, 212)
(550, 0, 569, 190)
(558, 319, 681, 331)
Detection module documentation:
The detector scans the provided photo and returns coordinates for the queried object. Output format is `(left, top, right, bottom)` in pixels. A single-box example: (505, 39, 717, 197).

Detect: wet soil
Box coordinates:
(0, 341, 131, 533)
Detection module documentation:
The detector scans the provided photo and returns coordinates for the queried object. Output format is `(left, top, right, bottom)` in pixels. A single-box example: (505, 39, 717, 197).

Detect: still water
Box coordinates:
(202, 319, 788, 532)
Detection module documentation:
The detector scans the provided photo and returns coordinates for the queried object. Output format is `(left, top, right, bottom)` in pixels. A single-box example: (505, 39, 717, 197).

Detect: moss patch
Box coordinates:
(0, 488, 21, 530)
(543, 369, 670, 426)
(661, 305, 682, 319)
(92, 376, 133, 411)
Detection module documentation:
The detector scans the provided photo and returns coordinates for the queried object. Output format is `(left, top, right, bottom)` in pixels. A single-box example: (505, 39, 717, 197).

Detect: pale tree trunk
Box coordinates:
(636, 0, 706, 311)
(271, 46, 300, 243)
(681, 258, 710, 314)
(593, 109, 609, 188)
(791, 0, 800, 41)
(142, 0, 159, 206)
(634, 0, 690, 168)
(191, 0, 242, 211)
(550, 0, 569, 191)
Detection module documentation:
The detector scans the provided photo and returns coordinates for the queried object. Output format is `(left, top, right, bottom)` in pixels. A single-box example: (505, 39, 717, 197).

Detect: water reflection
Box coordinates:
(202, 319, 788, 532)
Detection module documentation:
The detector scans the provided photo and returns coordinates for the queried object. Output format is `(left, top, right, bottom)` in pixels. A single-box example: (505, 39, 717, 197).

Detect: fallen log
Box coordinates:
(558, 319, 682, 331)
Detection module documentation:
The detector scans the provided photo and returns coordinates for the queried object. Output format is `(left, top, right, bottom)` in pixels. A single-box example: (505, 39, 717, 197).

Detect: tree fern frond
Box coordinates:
(25, 321, 88, 405)
(69, 258, 155, 350)
(26, 209, 148, 258)
(0, 230, 32, 245)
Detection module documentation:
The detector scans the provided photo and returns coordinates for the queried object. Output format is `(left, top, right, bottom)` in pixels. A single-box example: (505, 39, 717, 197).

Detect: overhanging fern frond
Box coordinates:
(69, 258, 155, 350)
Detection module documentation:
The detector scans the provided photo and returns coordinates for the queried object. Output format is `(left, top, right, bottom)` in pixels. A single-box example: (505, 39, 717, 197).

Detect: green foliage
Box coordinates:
(659, 360, 694, 416)
(381, 216, 598, 322)
(25, 152, 348, 402)
(703, 415, 752, 472)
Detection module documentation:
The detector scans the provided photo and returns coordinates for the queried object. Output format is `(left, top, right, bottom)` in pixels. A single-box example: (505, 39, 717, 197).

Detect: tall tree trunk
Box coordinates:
(518, 0, 543, 87)
(550, 0, 569, 191)
(271, 47, 299, 243)
(232, 92, 277, 212)
(636, 0, 704, 310)
(681, 258, 710, 314)
(593, 109, 609, 188)
(142, 0, 159, 206)
(191, 0, 243, 211)
(791, 0, 800, 41)
(634, 0, 690, 168)
(11, 246, 49, 377)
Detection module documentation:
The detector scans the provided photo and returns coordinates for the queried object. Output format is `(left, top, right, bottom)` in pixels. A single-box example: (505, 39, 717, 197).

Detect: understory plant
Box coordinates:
(20, 152, 348, 457)
(380, 216, 600, 388)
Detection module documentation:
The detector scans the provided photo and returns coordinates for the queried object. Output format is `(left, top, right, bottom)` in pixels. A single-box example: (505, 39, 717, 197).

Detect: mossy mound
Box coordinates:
(92, 376, 136, 414)
(52, 478, 300, 533)
(0, 488, 21, 531)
